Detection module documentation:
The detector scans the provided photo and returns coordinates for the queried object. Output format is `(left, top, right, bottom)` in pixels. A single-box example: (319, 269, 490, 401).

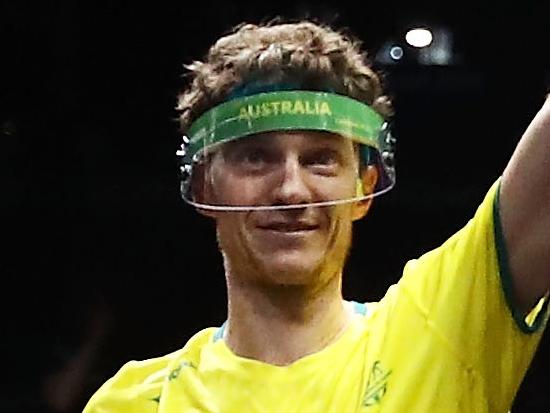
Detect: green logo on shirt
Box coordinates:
(363, 361, 391, 406)
(168, 361, 197, 381)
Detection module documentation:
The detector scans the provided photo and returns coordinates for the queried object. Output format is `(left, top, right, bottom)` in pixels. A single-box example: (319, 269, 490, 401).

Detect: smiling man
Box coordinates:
(215, 134, 356, 262)
(83, 20, 549, 412)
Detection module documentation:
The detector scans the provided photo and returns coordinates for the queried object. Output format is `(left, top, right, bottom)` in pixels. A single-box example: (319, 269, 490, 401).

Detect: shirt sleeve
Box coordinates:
(81, 329, 214, 413)
(82, 357, 167, 413)
(396, 178, 549, 409)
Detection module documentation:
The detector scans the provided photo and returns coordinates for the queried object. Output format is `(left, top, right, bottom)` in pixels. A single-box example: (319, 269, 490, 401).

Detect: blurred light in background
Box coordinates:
(389, 46, 404, 61)
(375, 25, 455, 66)
(417, 28, 453, 65)
(405, 28, 433, 48)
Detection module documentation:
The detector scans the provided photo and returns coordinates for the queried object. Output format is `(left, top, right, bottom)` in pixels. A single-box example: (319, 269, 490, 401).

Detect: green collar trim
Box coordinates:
(187, 91, 385, 158)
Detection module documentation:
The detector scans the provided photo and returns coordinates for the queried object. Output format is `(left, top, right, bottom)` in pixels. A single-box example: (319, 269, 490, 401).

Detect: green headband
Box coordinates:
(186, 91, 385, 159)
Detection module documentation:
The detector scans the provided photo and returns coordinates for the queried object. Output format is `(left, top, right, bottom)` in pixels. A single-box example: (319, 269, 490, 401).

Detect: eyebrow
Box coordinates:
(221, 131, 354, 156)
(302, 133, 355, 156)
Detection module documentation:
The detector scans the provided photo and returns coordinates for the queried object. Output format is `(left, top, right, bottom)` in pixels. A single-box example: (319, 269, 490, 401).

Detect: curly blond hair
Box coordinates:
(177, 20, 393, 132)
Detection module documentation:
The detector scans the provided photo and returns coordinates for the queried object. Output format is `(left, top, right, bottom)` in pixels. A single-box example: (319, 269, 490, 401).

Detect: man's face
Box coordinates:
(203, 131, 371, 286)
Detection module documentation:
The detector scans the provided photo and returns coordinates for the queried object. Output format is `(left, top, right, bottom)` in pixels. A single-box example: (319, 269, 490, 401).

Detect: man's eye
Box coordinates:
(304, 151, 339, 166)
(315, 154, 336, 165)
(242, 149, 268, 163)
(301, 150, 343, 175)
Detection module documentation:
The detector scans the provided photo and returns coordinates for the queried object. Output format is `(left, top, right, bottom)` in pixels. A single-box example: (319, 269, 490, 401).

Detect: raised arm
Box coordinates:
(500, 95, 550, 313)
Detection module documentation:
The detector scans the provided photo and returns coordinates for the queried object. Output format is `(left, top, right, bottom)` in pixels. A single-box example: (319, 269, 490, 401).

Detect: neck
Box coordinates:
(224, 269, 354, 366)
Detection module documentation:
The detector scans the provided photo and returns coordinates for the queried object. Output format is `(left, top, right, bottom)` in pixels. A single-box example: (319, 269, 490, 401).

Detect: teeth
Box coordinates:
(266, 225, 315, 231)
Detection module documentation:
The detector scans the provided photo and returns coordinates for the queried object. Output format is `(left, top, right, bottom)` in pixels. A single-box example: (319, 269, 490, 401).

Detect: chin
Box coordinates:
(257, 251, 325, 286)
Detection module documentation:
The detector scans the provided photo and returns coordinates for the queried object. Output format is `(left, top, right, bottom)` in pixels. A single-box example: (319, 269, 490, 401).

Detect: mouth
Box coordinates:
(257, 222, 320, 233)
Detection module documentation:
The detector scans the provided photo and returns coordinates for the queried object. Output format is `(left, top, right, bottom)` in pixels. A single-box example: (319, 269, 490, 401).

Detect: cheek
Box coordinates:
(327, 207, 354, 252)
(214, 171, 270, 206)
(311, 174, 358, 202)
(216, 214, 244, 250)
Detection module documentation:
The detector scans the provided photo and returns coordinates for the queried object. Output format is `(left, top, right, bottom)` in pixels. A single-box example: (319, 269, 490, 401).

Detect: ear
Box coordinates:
(191, 162, 219, 220)
(351, 165, 378, 221)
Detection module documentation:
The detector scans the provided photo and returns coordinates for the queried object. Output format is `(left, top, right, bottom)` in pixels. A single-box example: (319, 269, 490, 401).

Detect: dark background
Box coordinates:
(1, 1, 549, 412)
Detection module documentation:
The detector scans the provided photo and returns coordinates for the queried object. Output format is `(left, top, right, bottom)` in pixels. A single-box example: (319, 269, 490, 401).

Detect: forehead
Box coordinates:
(227, 130, 353, 149)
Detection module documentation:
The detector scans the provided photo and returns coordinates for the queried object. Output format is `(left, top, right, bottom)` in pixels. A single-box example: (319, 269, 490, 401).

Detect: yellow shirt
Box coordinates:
(83, 180, 548, 412)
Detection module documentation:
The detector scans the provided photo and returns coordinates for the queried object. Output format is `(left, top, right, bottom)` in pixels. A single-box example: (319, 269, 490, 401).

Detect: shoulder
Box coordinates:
(404, 179, 500, 273)
(83, 327, 217, 413)
(109, 327, 216, 385)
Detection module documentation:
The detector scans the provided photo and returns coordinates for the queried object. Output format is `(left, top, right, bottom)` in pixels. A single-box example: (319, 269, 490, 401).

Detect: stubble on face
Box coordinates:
(216, 203, 354, 290)
(209, 131, 359, 289)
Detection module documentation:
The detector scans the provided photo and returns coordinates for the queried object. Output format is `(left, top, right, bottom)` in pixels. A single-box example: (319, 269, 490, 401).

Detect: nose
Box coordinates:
(272, 154, 313, 206)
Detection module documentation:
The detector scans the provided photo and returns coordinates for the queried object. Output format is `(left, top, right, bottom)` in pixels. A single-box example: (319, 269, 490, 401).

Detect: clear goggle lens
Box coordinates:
(178, 91, 396, 211)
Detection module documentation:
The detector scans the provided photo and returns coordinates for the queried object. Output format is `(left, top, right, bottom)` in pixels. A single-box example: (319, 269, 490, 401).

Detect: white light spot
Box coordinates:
(405, 28, 433, 48)
(389, 46, 403, 60)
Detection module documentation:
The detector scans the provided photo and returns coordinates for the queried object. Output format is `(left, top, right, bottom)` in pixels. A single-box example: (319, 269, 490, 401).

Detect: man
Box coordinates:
(83, 20, 549, 412)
